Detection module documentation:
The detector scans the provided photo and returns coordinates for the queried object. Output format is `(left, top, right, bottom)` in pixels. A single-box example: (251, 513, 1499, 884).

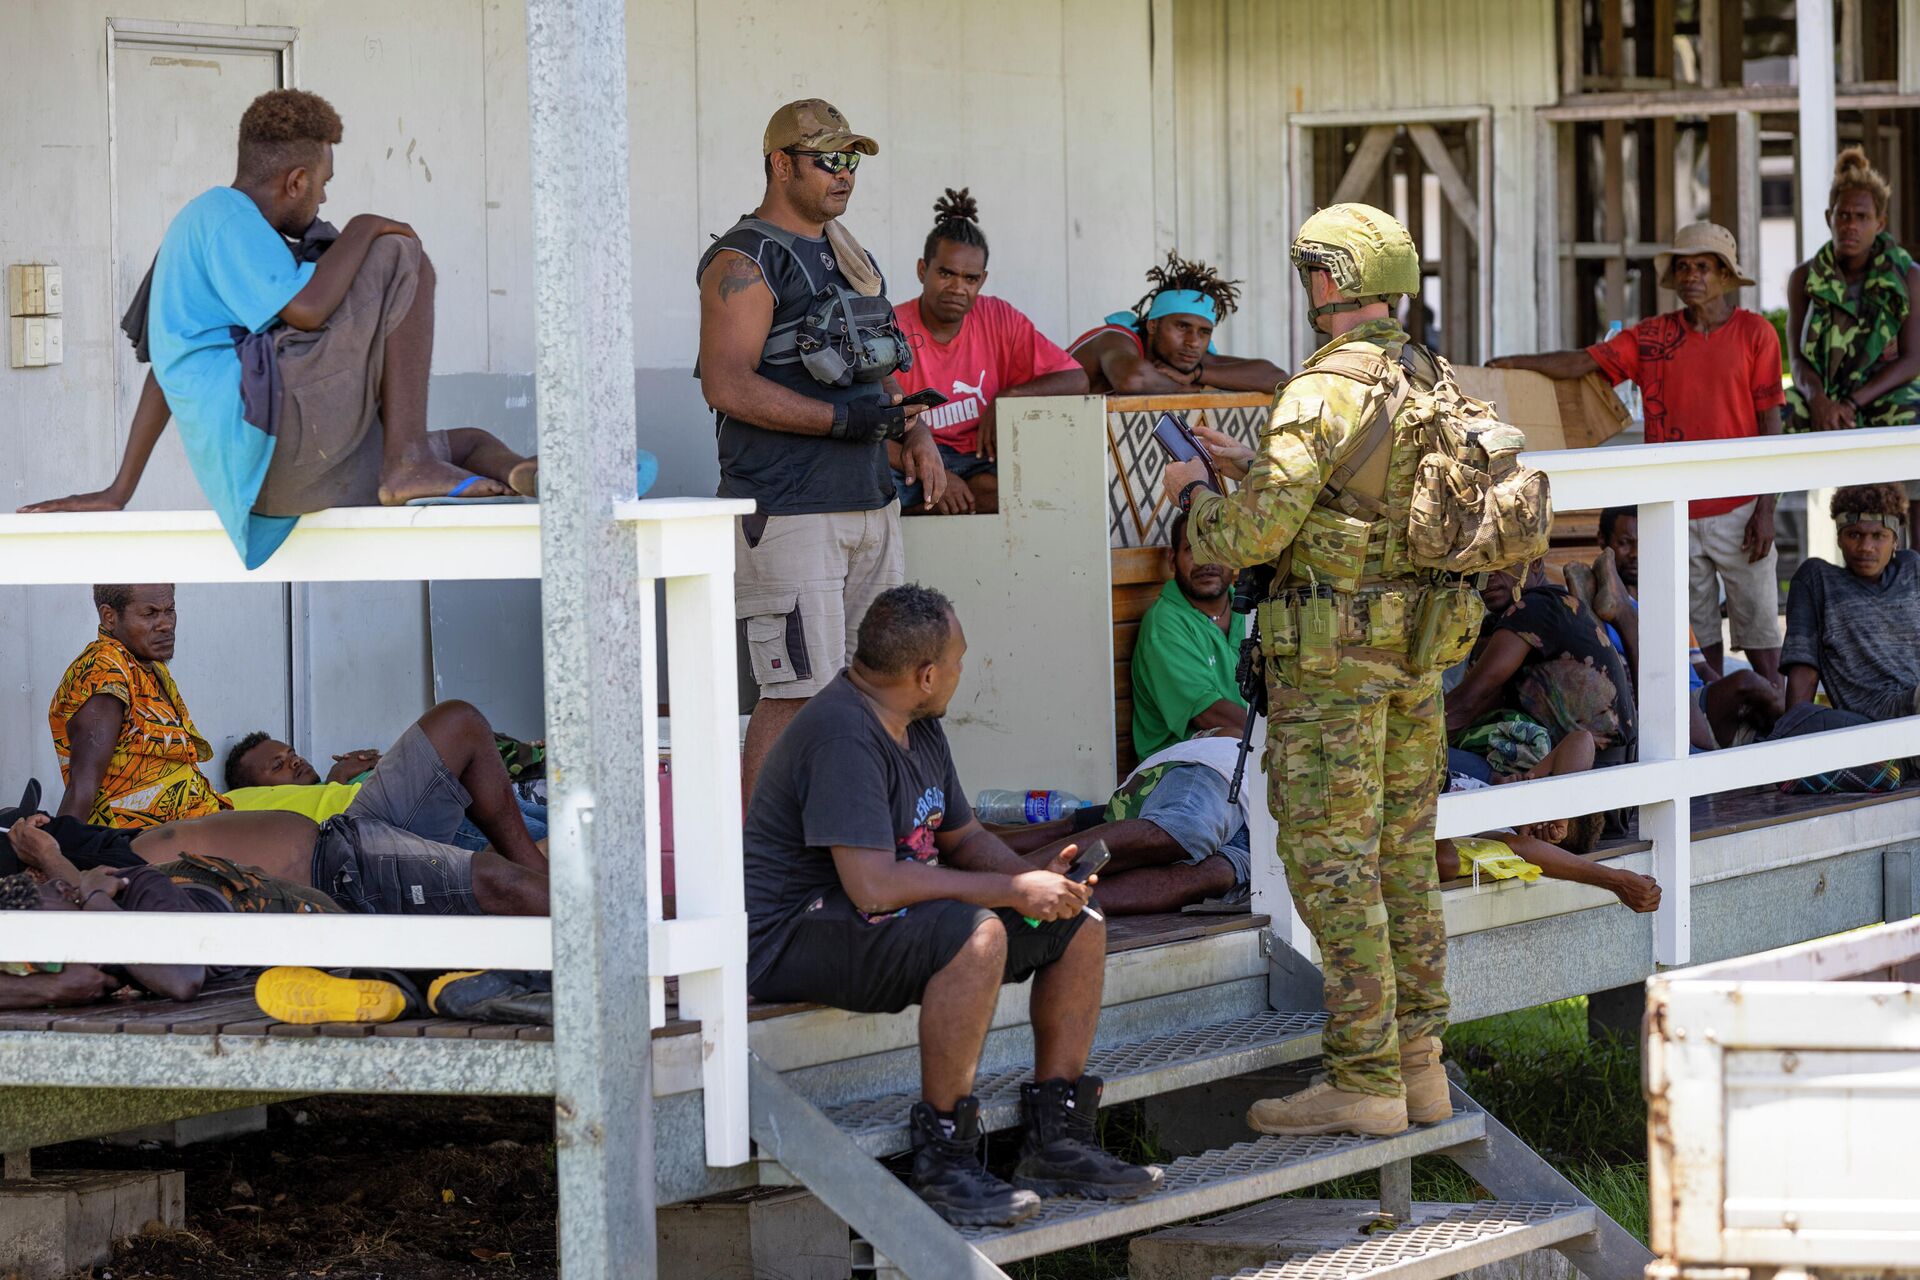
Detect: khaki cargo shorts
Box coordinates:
(1689, 498, 1782, 651)
(735, 505, 904, 699)
(254, 234, 449, 515)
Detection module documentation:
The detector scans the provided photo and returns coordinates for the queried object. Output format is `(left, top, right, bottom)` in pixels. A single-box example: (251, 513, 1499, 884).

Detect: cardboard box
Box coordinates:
(1451, 366, 1630, 451)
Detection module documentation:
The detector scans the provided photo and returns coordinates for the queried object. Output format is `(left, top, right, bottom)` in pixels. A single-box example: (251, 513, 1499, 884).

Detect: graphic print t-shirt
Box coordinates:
(742, 671, 974, 986)
(892, 296, 1080, 454)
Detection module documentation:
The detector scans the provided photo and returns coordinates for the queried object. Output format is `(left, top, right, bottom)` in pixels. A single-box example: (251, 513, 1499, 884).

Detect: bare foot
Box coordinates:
(508, 459, 539, 497)
(376, 460, 509, 506)
(446, 429, 536, 494)
(1591, 548, 1628, 624)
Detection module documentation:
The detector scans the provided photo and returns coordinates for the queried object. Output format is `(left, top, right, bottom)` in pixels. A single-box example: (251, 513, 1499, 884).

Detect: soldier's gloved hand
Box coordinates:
(831, 400, 908, 444)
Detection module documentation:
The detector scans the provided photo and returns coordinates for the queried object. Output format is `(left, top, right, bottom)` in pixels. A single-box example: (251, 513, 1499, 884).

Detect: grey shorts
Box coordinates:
(311, 722, 482, 914)
(255, 234, 449, 514)
(1133, 764, 1253, 889)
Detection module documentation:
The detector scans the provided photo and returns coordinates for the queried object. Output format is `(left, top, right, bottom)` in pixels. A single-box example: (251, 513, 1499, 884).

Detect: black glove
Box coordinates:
(831, 399, 908, 444)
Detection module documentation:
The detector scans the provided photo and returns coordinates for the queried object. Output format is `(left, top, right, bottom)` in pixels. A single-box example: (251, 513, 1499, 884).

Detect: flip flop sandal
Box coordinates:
(405, 475, 537, 507)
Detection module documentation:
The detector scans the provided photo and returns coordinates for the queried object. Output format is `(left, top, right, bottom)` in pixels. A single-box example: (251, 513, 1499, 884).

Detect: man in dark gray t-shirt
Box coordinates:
(1781, 484, 1920, 724)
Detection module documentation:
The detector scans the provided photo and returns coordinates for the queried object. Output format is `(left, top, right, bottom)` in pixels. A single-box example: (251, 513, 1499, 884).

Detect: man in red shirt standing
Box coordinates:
(890, 189, 1089, 515)
(1492, 222, 1786, 685)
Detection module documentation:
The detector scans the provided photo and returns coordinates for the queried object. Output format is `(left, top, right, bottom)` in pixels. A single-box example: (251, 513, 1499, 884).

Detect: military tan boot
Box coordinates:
(1246, 1079, 1407, 1137)
(1399, 1036, 1453, 1125)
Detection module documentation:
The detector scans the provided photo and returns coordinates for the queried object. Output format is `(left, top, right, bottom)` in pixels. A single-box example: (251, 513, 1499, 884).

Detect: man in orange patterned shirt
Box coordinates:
(49, 584, 230, 828)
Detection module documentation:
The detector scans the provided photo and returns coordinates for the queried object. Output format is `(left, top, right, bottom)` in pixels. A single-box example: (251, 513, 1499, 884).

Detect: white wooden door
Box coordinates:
(108, 31, 293, 768)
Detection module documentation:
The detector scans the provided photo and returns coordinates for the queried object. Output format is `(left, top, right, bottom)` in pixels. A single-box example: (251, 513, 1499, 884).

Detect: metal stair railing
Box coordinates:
(752, 1011, 1654, 1280)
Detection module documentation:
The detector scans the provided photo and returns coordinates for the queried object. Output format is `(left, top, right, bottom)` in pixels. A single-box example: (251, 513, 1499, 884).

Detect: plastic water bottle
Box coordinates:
(974, 789, 1089, 825)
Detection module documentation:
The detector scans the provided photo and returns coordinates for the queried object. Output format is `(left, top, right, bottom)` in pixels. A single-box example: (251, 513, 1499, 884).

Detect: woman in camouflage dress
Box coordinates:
(1785, 147, 1920, 435)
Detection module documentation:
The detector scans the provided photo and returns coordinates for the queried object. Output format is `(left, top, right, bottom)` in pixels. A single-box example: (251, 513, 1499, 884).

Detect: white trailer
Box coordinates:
(1645, 915, 1920, 1280)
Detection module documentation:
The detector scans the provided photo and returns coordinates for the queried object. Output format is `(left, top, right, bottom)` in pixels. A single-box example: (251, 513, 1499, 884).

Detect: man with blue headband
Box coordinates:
(1068, 253, 1287, 395)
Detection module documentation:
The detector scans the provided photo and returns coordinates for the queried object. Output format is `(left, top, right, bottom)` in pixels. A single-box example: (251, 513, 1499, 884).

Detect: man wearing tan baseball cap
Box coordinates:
(695, 99, 947, 793)
(1492, 220, 1788, 687)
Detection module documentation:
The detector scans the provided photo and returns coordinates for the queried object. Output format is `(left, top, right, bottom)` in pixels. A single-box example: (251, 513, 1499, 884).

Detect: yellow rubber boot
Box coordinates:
(1400, 1035, 1453, 1125)
(255, 966, 407, 1025)
(1246, 1079, 1407, 1137)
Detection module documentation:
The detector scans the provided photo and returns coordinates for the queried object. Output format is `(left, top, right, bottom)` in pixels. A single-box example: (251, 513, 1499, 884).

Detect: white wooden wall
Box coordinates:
(0, 0, 1159, 794)
(1164, 0, 1560, 363)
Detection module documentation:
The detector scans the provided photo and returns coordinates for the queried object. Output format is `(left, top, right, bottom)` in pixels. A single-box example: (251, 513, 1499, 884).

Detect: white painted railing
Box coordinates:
(1256, 424, 1920, 967)
(0, 496, 753, 1165)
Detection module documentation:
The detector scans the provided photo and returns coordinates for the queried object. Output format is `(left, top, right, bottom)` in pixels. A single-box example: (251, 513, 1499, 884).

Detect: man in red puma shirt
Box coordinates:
(890, 189, 1087, 515)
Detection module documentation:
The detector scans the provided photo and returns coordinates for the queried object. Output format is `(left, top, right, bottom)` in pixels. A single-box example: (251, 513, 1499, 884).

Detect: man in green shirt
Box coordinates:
(1131, 511, 1247, 759)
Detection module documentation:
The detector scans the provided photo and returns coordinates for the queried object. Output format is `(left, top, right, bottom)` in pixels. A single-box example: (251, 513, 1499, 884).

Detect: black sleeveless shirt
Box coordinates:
(699, 218, 895, 516)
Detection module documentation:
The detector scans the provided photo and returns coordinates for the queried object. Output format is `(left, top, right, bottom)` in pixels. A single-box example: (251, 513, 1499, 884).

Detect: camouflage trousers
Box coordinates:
(1263, 655, 1449, 1097)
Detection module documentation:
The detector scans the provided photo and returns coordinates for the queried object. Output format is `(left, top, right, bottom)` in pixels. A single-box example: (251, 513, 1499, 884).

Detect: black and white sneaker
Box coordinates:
(1012, 1076, 1163, 1200)
(908, 1097, 1041, 1226)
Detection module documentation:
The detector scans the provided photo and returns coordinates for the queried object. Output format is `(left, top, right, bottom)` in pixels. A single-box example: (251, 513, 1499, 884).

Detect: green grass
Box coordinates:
(1009, 996, 1650, 1280)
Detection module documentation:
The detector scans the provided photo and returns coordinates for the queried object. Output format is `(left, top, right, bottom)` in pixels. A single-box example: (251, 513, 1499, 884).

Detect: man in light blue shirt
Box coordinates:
(23, 89, 536, 566)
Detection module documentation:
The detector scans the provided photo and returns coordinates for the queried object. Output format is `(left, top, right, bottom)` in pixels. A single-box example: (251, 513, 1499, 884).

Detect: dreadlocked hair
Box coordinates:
(1133, 252, 1242, 324)
(0, 872, 41, 911)
(924, 187, 988, 266)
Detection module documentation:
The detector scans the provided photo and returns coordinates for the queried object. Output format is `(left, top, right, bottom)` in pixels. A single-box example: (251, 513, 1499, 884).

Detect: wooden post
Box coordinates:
(1707, 0, 1744, 233)
(1653, 0, 1677, 312)
(1602, 0, 1628, 323)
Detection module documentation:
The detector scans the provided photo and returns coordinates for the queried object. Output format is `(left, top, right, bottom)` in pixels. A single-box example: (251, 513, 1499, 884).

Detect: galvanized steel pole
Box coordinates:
(524, 0, 655, 1275)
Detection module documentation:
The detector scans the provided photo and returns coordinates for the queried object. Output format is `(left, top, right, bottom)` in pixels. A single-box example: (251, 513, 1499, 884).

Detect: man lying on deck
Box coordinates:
(1068, 252, 1286, 396)
(220, 702, 549, 856)
(744, 584, 1160, 1227)
(0, 818, 338, 1009)
(1011, 728, 1658, 914)
(4, 792, 546, 918)
(997, 736, 1250, 915)
(0, 822, 545, 1022)
(17, 88, 537, 567)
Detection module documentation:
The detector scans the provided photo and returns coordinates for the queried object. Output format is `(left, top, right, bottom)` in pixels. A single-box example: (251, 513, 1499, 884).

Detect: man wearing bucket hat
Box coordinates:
(1068, 252, 1288, 395)
(1493, 221, 1786, 686)
(697, 100, 946, 795)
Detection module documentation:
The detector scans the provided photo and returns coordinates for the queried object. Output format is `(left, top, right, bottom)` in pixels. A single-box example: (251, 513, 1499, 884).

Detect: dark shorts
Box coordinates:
(892, 443, 996, 510)
(748, 890, 1088, 1014)
(310, 813, 480, 914)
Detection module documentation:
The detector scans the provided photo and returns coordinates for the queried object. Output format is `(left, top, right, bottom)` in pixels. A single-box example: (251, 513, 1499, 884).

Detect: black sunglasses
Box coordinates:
(785, 148, 861, 175)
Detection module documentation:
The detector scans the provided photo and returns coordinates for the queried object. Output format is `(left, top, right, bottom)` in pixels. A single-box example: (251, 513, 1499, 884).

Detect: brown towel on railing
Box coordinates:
(824, 220, 883, 297)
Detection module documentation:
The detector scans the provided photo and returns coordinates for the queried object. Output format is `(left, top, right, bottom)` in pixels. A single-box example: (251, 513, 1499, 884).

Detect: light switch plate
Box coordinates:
(10, 316, 47, 368)
(41, 265, 62, 316)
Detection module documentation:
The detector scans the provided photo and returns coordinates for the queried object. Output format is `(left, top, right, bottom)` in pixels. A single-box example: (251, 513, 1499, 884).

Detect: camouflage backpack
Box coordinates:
(1317, 347, 1552, 576)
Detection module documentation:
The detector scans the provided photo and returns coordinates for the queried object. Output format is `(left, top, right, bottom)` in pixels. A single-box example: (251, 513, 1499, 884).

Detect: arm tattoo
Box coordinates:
(717, 254, 763, 303)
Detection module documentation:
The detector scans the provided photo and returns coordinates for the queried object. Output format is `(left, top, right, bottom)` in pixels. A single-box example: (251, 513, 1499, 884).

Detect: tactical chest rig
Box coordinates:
(1225, 343, 1553, 801)
(697, 217, 912, 388)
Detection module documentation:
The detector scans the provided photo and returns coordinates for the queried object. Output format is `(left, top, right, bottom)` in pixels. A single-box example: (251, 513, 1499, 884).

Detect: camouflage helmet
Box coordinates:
(1291, 203, 1421, 326)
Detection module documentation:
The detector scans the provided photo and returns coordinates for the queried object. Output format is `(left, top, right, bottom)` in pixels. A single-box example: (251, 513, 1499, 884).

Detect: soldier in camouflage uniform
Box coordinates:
(1163, 203, 1466, 1137)
(1785, 146, 1920, 437)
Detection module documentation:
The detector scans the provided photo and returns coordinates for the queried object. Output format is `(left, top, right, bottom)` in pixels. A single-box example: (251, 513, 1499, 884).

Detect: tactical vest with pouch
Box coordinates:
(696, 217, 911, 388)
(1261, 342, 1552, 674)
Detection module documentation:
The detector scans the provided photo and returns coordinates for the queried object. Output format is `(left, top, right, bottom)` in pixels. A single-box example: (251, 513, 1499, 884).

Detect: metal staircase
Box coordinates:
(748, 1002, 1653, 1280)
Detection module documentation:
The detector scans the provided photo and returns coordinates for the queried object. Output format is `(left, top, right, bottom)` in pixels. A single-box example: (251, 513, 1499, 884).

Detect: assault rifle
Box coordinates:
(1226, 564, 1276, 806)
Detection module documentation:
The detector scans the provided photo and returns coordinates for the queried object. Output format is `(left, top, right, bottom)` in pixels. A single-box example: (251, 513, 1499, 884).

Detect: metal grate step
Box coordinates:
(822, 1010, 1324, 1157)
(959, 1106, 1487, 1264)
(1222, 1200, 1597, 1280)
